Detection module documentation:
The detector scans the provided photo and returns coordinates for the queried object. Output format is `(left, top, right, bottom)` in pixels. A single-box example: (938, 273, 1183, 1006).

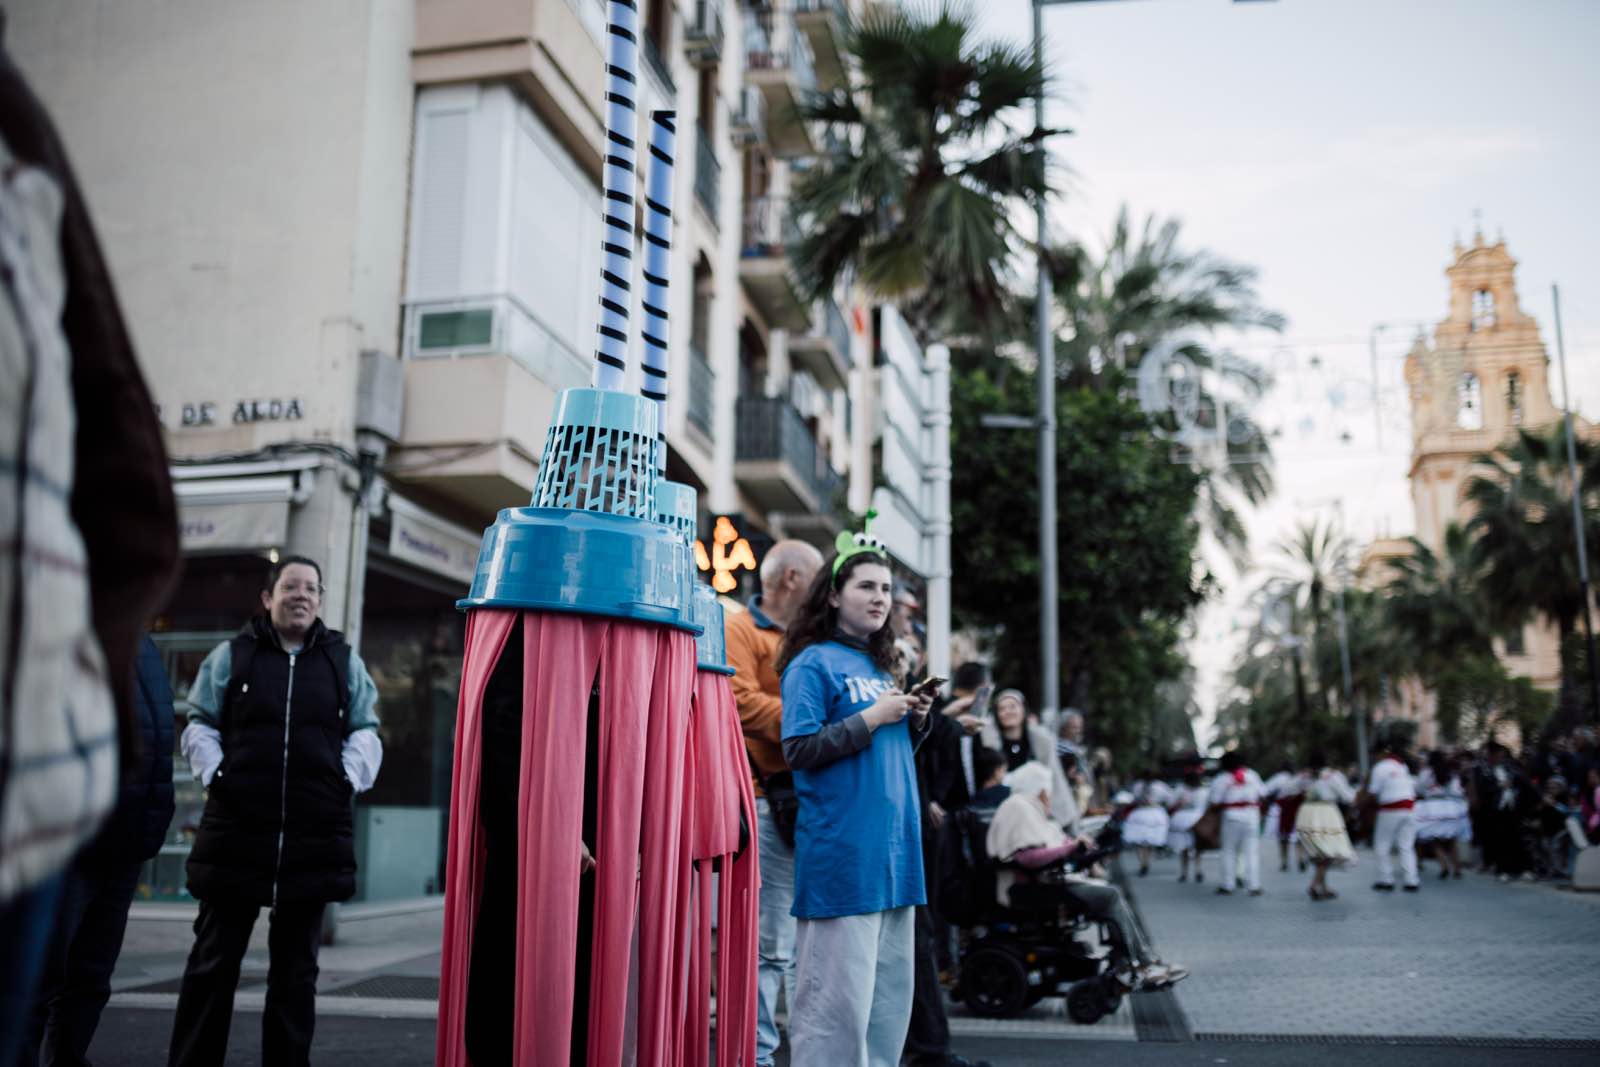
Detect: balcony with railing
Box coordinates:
(642, 25, 677, 99)
(739, 197, 809, 329)
(729, 85, 767, 147)
(743, 8, 817, 156)
(792, 0, 848, 88)
(788, 295, 852, 390)
(694, 124, 721, 222)
(734, 395, 843, 516)
(688, 341, 715, 439)
(684, 0, 725, 66)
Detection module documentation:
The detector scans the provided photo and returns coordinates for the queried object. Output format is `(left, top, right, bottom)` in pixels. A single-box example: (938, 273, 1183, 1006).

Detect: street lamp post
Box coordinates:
(1033, 0, 1059, 723)
(1028, 0, 1275, 721)
(1551, 284, 1600, 723)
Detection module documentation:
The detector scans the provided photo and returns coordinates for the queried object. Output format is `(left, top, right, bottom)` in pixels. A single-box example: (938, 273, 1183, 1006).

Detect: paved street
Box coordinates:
(1127, 843, 1600, 1042)
(64, 846, 1600, 1063)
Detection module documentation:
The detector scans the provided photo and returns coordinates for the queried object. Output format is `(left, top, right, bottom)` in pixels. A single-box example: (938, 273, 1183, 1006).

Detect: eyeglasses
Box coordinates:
(277, 581, 323, 598)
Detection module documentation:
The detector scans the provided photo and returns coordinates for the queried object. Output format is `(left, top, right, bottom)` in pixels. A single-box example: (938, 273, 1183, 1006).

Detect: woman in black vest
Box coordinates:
(169, 557, 383, 1067)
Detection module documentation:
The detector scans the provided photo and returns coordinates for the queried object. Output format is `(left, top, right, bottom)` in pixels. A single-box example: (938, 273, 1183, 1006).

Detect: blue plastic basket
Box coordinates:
(693, 582, 734, 675)
(458, 388, 697, 631)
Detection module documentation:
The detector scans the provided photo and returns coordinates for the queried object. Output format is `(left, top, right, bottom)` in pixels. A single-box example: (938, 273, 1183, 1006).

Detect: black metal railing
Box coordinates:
(688, 342, 715, 437)
(694, 125, 721, 221)
(741, 196, 799, 257)
(687, 0, 725, 51)
(735, 395, 840, 510)
(823, 297, 850, 359)
(744, 9, 816, 93)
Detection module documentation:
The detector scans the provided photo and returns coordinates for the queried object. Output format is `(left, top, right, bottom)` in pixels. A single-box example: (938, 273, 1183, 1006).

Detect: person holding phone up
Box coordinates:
(777, 518, 934, 1065)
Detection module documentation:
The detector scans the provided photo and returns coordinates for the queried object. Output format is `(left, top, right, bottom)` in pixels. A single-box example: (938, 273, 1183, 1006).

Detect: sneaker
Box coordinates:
(1520, 871, 1536, 882)
(1248, 888, 1264, 896)
(1402, 884, 1419, 893)
(1371, 882, 1395, 892)
(1214, 886, 1232, 895)
(1497, 873, 1511, 883)
(1195, 870, 1204, 884)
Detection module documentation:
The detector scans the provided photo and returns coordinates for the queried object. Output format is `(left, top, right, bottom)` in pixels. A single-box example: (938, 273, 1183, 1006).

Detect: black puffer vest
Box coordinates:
(186, 616, 356, 905)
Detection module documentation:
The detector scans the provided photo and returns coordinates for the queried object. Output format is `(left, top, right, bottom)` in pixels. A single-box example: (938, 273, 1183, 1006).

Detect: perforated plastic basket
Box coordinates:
(532, 389, 660, 518)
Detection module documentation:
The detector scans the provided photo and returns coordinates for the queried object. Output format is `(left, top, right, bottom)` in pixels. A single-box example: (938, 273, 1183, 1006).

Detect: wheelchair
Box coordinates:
(940, 811, 1129, 1024)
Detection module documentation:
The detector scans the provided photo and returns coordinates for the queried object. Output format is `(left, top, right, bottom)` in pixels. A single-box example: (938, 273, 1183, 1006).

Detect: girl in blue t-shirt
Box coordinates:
(776, 535, 933, 1065)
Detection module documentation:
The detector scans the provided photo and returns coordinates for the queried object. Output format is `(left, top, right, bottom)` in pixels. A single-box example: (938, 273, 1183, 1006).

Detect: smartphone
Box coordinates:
(969, 683, 994, 720)
(912, 675, 947, 699)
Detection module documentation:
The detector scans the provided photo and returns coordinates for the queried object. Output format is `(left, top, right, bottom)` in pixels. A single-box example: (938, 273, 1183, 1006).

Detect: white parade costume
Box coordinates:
(1166, 783, 1209, 852)
(1122, 779, 1174, 847)
(1413, 768, 1472, 843)
(1209, 768, 1264, 892)
(1294, 769, 1356, 866)
(1261, 769, 1307, 843)
(1368, 756, 1419, 889)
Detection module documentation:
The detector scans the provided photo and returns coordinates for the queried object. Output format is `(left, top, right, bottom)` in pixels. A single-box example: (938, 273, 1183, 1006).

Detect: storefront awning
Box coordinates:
(174, 475, 293, 552)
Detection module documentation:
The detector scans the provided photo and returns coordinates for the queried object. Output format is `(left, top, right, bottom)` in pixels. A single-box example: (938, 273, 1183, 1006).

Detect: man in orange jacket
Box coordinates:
(724, 539, 822, 1067)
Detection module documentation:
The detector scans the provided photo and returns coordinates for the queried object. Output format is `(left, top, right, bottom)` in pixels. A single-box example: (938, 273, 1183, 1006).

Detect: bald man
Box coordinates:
(723, 539, 823, 1067)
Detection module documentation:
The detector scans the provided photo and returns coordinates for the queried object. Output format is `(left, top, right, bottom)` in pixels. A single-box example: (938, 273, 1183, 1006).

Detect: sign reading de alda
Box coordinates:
(388, 496, 481, 585)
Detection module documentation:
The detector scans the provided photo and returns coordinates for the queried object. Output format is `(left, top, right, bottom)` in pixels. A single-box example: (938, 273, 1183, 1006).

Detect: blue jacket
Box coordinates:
(91, 636, 176, 863)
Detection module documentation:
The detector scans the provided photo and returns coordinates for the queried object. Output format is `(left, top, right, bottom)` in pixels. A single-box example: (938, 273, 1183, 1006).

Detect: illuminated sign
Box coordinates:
(695, 515, 758, 593)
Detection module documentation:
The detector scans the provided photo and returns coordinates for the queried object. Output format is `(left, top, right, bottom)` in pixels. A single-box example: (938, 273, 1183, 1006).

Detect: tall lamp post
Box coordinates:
(1027, 0, 1275, 722)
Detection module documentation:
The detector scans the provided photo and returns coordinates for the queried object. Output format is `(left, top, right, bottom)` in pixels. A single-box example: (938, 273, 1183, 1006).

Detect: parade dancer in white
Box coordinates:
(1368, 742, 1420, 892)
(1166, 769, 1210, 884)
(1209, 751, 1265, 896)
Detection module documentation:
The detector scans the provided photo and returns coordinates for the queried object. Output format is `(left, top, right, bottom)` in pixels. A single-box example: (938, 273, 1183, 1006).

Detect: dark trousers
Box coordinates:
(0, 873, 64, 1067)
(167, 899, 325, 1067)
(902, 904, 951, 1061)
(22, 854, 141, 1067)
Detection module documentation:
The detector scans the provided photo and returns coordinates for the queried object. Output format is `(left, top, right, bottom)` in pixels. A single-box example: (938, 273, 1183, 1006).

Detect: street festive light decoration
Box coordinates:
(695, 515, 759, 593)
(434, 4, 757, 1063)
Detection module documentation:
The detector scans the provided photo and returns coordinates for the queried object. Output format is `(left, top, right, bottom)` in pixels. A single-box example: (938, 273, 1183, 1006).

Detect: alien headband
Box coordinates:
(832, 508, 888, 578)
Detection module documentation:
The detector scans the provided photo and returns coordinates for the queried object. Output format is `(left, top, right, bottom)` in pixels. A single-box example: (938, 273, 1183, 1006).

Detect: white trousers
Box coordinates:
(1373, 809, 1419, 887)
(789, 906, 915, 1067)
(1219, 815, 1260, 891)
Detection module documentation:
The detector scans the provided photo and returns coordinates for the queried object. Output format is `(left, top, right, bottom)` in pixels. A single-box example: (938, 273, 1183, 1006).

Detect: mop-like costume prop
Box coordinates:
(682, 586, 759, 1067)
(435, 2, 758, 1060)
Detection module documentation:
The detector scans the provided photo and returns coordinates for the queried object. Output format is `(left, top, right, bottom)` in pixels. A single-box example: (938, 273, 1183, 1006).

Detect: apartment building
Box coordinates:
(10, 0, 948, 900)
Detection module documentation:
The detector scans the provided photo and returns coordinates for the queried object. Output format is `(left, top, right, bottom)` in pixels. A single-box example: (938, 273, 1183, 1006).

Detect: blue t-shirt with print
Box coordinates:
(780, 640, 926, 919)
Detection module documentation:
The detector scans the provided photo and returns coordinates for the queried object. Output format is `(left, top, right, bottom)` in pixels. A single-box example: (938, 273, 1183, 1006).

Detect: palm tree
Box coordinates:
(1048, 207, 1286, 375)
(1382, 522, 1496, 683)
(788, 2, 1056, 338)
(1272, 516, 1354, 633)
(1464, 425, 1600, 719)
(1049, 208, 1286, 565)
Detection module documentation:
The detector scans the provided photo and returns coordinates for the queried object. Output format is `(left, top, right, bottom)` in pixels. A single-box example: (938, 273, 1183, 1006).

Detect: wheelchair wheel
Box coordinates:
(1066, 975, 1121, 1025)
(958, 946, 1030, 1018)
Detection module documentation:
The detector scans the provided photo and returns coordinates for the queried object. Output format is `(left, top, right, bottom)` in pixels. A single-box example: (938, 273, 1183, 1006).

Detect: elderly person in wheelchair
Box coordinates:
(986, 762, 1188, 992)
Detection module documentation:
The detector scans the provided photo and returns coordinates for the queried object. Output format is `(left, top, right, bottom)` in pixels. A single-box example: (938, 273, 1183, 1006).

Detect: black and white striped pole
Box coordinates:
(639, 110, 677, 471)
(592, 0, 641, 392)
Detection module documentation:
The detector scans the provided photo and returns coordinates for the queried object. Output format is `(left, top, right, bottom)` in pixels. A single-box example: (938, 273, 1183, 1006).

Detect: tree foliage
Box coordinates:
(948, 355, 1208, 773)
(789, 1, 1056, 337)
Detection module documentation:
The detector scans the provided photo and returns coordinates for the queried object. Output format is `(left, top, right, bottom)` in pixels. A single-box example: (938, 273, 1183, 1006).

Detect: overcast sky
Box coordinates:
(971, 0, 1600, 734)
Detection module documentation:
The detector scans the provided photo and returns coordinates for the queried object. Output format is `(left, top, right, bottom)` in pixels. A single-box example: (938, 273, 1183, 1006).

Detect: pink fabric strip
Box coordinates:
(635, 628, 697, 1065)
(436, 609, 517, 1067)
(704, 674, 760, 1067)
(513, 612, 609, 1063)
(586, 622, 656, 1065)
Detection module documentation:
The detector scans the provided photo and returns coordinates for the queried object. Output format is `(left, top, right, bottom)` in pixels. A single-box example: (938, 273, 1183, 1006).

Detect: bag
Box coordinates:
(762, 770, 800, 849)
(1191, 807, 1222, 852)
